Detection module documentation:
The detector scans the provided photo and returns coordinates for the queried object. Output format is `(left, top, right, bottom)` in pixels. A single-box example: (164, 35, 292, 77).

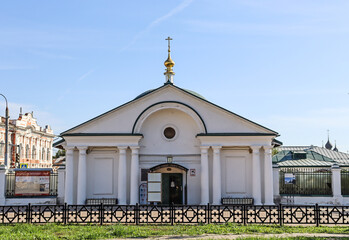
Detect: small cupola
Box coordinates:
(164, 36, 175, 84)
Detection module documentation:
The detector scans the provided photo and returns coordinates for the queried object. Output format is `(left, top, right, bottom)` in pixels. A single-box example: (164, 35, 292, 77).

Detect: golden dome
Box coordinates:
(164, 54, 175, 68)
(164, 36, 175, 83)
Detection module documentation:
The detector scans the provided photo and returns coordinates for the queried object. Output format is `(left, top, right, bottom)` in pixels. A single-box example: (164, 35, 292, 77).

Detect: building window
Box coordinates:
(164, 127, 176, 139)
(141, 168, 150, 181)
(26, 144, 29, 158)
(42, 148, 45, 161)
(32, 146, 36, 160)
(19, 144, 23, 158)
(47, 148, 50, 161)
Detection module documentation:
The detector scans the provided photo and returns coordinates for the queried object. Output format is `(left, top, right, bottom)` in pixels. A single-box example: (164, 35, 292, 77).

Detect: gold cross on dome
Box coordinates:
(165, 37, 173, 51)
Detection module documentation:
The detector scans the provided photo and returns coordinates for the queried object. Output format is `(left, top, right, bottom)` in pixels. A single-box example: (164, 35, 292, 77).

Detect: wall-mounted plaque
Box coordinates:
(284, 173, 296, 184)
(147, 173, 162, 202)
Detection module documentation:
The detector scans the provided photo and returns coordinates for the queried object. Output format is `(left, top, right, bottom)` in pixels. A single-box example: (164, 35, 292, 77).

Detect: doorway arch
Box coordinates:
(149, 163, 188, 205)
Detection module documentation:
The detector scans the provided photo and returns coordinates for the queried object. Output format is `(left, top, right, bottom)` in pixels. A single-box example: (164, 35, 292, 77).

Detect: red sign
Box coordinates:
(15, 171, 51, 196)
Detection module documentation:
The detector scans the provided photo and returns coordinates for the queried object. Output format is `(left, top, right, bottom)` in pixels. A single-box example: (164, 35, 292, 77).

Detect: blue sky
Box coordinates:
(1, 0, 348, 152)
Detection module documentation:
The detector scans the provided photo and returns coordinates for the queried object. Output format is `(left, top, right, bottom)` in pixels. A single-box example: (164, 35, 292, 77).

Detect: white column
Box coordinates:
(251, 146, 262, 205)
(118, 147, 127, 205)
(264, 146, 274, 205)
(130, 146, 139, 205)
(64, 147, 74, 204)
(200, 146, 210, 205)
(272, 164, 280, 197)
(332, 164, 343, 204)
(212, 146, 222, 205)
(77, 147, 87, 205)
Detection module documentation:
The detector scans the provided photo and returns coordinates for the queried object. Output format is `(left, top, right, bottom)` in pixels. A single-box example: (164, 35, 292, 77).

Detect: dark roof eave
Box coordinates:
(61, 133, 143, 137)
(277, 165, 333, 168)
(197, 133, 278, 137)
(53, 138, 65, 148)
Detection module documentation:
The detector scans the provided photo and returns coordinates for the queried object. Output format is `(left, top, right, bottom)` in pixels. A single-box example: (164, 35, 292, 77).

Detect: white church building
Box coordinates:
(56, 39, 279, 206)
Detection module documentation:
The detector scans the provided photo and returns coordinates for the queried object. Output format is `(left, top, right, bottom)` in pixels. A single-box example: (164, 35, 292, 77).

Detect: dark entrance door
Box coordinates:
(161, 173, 183, 204)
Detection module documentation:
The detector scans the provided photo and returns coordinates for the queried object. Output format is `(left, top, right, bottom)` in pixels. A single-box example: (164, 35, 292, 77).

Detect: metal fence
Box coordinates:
(0, 203, 349, 225)
(279, 168, 332, 196)
(341, 170, 349, 195)
(5, 172, 58, 197)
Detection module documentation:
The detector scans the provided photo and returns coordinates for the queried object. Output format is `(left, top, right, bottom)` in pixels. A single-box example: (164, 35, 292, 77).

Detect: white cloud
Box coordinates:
(57, 69, 95, 101)
(122, 0, 194, 51)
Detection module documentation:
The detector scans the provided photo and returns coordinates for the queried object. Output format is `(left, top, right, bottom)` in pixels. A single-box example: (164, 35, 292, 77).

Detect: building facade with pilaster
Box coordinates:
(0, 112, 54, 168)
(56, 40, 279, 205)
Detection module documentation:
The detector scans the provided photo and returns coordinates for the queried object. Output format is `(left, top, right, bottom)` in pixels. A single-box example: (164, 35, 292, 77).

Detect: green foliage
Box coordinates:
(272, 148, 279, 156)
(54, 150, 65, 159)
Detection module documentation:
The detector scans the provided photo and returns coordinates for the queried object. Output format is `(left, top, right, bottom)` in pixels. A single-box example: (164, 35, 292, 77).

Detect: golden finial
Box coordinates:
(164, 36, 175, 83)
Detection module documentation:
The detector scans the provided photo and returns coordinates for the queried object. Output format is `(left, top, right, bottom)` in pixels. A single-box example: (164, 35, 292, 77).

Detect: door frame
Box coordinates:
(149, 163, 188, 205)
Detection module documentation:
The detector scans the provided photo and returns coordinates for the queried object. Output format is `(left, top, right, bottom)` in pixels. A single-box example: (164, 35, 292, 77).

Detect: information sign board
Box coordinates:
(147, 173, 162, 202)
(284, 173, 296, 184)
(15, 171, 50, 196)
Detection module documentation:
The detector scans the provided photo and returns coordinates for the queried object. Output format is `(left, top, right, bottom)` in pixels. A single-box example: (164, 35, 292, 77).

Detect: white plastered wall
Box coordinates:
(86, 150, 119, 199)
(138, 107, 202, 204)
(221, 149, 252, 198)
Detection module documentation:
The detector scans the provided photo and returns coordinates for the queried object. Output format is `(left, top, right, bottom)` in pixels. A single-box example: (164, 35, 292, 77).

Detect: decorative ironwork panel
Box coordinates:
(210, 205, 243, 223)
(246, 205, 279, 224)
(31, 205, 64, 223)
(67, 205, 100, 224)
(283, 205, 316, 224)
(319, 206, 349, 224)
(0, 206, 27, 223)
(103, 205, 135, 224)
(173, 205, 207, 224)
(138, 205, 171, 224)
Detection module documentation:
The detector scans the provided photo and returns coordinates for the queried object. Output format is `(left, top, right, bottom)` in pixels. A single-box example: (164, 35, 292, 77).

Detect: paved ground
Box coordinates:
(110, 233, 349, 239)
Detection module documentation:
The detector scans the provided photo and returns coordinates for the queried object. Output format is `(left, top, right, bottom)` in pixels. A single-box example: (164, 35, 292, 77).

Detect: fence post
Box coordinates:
(171, 203, 174, 226)
(315, 203, 319, 227)
(279, 203, 283, 226)
(207, 203, 210, 224)
(243, 205, 247, 226)
(135, 203, 139, 225)
(100, 203, 104, 225)
(63, 203, 67, 225)
(0, 167, 7, 205)
(27, 203, 31, 223)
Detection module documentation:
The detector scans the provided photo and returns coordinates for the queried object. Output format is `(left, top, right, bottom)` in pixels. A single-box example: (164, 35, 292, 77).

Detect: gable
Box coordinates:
(60, 83, 278, 136)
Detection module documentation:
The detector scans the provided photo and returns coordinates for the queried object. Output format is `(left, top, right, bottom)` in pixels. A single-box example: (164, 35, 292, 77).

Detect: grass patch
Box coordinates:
(0, 223, 349, 239)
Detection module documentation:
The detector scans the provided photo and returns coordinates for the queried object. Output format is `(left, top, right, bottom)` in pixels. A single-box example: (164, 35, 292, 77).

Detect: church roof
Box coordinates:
(60, 82, 279, 137)
(274, 146, 349, 166)
(134, 88, 205, 100)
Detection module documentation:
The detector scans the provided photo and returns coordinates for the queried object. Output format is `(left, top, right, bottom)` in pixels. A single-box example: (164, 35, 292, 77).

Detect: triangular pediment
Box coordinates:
(61, 83, 278, 137)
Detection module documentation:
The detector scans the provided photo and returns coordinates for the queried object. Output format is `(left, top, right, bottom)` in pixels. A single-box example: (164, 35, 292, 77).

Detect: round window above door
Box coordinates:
(162, 124, 179, 141)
